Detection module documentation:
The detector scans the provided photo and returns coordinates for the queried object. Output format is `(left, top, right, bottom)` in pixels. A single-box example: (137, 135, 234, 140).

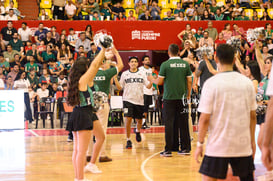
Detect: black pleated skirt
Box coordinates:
(66, 105, 98, 132)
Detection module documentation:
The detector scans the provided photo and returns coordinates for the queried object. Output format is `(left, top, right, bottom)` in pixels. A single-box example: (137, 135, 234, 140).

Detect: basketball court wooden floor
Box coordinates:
(0, 126, 267, 181)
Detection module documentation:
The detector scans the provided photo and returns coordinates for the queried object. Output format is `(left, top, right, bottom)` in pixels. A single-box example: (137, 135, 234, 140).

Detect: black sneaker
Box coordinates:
(178, 150, 191, 155)
(141, 123, 150, 129)
(160, 151, 172, 157)
(126, 140, 132, 149)
(135, 132, 142, 142)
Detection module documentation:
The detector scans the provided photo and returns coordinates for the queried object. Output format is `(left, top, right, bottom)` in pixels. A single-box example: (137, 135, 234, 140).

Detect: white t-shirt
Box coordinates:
(14, 79, 30, 93)
(65, 4, 76, 15)
(68, 34, 78, 42)
(266, 64, 273, 96)
(37, 88, 49, 98)
(119, 69, 149, 106)
(0, 79, 4, 88)
(198, 72, 257, 157)
(5, 14, 18, 20)
(18, 27, 32, 42)
(139, 66, 153, 95)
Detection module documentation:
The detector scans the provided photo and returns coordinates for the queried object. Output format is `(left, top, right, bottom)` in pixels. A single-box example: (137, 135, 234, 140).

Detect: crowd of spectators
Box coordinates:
(0, 1, 25, 20)
(35, 0, 273, 21)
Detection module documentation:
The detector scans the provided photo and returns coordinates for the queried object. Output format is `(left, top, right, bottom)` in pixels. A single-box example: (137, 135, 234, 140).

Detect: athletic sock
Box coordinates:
(136, 128, 140, 133)
(127, 138, 131, 141)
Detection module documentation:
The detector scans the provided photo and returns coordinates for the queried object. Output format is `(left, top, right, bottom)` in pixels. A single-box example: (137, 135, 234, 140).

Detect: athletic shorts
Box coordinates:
(144, 94, 153, 113)
(123, 101, 144, 119)
(199, 155, 255, 179)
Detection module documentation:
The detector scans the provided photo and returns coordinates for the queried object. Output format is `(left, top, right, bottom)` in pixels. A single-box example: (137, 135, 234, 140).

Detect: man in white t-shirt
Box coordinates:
(139, 55, 153, 129)
(37, 83, 49, 100)
(195, 44, 257, 181)
(65, 0, 77, 20)
(18, 22, 32, 44)
(5, 9, 18, 20)
(262, 62, 273, 171)
(116, 56, 152, 149)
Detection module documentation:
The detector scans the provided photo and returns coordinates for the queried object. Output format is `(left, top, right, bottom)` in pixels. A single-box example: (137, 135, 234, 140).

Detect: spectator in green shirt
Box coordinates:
(27, 68, 39, 91)
(26, 44, 39, 63)
(88, 0, 100, 16)
(163, 11, 175, 21)
(209, 0, 218, 14)
(101, 3, 112, 19)
(9, 32, 24, 53)
(174, 2, 184, 17)
(0, 53, 10, 73)
(25, 55, 39, 74)
(214, 8, 224, 20)
(235, 10, 250, 20)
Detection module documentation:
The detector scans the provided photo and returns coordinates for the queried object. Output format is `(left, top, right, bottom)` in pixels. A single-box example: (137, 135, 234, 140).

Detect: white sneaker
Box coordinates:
(84, 163, 102, 174)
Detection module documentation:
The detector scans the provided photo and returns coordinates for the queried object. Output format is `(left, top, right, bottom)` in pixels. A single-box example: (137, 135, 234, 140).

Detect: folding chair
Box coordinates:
(110, 96, 123, 127)
(35, 97, 56, 129)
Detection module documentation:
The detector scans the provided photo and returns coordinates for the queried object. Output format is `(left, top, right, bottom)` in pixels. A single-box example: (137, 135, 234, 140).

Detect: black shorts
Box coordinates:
(257, 114, 265, 125)
(199, 155, 255, 179)
(123, 101, 144, 119)
(144, 94, 153, 113)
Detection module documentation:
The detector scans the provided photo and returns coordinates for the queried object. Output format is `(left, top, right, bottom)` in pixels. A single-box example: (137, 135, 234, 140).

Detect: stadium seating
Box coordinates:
(250, 0, 260, 7)
(216, 0, 225, 7)
(123, 0, 134, 9)
(245, 9, 253, 19)
(158, 0, 170, 9)
(40, 0, 52, 9)
(170, 0, 180, 9)
(256, 8, 265, 18)
(268, 8, 273, 19)
(39, 8, 53, 19)
(4, 0, 18, 8)
(160, 8, 171, 19)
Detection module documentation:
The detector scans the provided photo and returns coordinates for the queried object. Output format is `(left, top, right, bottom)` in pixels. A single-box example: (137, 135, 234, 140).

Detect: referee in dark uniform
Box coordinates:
(148, 44, 192, 157)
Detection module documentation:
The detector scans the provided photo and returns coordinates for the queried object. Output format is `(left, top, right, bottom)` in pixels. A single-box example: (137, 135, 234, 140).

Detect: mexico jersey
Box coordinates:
(119, 69, 149, 106)
(139, 66, 153, 95)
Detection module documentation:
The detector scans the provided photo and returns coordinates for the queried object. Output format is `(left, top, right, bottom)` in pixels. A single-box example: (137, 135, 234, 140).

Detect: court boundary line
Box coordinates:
(28, 130, 39, 137)
(141, 151, 161, 181)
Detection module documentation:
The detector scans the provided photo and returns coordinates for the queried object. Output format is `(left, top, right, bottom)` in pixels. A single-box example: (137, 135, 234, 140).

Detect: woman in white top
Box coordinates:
(14, 71, 33, 123)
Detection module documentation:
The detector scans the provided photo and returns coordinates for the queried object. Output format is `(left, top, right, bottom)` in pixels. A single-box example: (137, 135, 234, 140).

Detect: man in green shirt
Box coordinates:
(86, 47, 124, 163)
(9, 32, 23, 53)
(235, 10, 250, 20)
(88, 0, 100, 15)
(25, 55, 39, 73)
(149, 44, 192, 157)
(163, 11, 175, 21)
(205, 21, 218, 41)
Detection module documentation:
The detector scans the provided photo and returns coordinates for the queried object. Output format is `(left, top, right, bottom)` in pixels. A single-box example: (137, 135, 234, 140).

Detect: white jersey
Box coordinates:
(139, 66, 153, 95)
(198, 72, 257, 157)
(119, 69, 149, 106)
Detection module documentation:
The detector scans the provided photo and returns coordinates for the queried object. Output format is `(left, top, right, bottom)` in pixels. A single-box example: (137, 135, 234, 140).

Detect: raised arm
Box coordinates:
(79, 47, 106, 88)
(111, 46, 124, 72)
(255, 41, 266, 76)
(204, 55, 218, 75)
(177, 30, 184, 42)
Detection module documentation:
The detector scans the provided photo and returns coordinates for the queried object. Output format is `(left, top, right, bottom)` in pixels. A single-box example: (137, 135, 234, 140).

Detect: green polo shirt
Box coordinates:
(163, 17, 175, 21)
(9, 39, 23, 52)
(25, 62, 39, 72)
(159, 57, 192, 100)
(94, 67, 118, 95)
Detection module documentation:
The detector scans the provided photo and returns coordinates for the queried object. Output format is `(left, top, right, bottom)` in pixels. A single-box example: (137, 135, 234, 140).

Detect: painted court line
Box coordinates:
(28, 130, 39, 137)
(141, 151, 161, 181)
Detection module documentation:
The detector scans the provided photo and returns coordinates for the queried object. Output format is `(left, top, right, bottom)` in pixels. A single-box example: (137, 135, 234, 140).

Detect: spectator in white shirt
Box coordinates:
(37, 83, 49, 100)
(65, 0, 77, 20)
(67, 28, 78, 47)
(18, 22, 32, 45)
(0, 2, 5, 16)
(14, 71, 33, 123)
(5, 1, 25, 18)
(5, 9, 18, 21)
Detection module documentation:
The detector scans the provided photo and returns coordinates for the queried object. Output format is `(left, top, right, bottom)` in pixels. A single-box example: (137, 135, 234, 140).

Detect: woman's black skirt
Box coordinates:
(66, 105, 98, 132)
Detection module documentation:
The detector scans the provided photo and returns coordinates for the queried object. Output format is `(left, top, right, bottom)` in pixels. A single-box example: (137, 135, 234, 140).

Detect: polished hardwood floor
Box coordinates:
(0, 124, 267, 181)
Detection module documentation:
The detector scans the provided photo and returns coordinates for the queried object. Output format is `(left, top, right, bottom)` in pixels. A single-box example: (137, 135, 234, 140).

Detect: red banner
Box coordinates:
(0, 20, 271, 50)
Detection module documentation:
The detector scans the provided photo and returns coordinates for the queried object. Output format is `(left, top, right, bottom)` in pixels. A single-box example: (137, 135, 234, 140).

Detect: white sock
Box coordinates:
(127, 138, 131, 141)
(142, 118, 146, 124)
(136, 128, 140, 133)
